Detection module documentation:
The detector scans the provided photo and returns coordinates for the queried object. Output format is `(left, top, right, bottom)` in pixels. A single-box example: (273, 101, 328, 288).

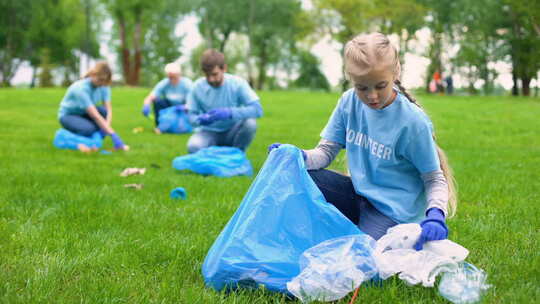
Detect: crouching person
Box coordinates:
(186, 49, 263, 153)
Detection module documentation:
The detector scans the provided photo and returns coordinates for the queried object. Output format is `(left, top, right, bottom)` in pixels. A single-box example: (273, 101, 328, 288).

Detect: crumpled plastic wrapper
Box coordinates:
(287, 234, 378, 302)
(120, 168, 146, 177)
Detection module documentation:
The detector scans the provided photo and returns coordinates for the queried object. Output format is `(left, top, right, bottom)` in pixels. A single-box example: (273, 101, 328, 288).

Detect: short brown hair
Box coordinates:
(200, 49, 225, 73)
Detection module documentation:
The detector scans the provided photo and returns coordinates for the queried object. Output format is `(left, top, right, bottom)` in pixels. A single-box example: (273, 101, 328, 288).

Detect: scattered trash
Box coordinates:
(124, 183, 143, 190)
(438, 262, 491, 304)
(120, 168, 146, 177)
(150, 163, 161, 169)
(170, 187, 187, 200)
(53, 128, 102, 150)
(132, 126, 144, 134)
(373, 224, 469, 287)
(287, 234, 378, 302)
(157, 106, 192, 134)
(202, 145, 361, 293)
(100, 150, 112, 155)
(173, 146, 252, 177)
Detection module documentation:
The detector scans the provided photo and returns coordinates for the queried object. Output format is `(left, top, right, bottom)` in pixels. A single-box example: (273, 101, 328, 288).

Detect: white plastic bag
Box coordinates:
(287, 234, 378, 302)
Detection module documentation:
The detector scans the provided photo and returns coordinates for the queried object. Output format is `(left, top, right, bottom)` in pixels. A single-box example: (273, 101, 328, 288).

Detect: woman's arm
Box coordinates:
(87, 105, 114, 134)
(105, 102, 112, 125)
(304, 139, 343, 170)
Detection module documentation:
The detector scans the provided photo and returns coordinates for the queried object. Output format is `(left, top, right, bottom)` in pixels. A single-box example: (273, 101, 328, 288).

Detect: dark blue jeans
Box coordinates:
(153, 98, 172, 126)
(59, 106, 107, 137)
(308, 169, 397, 240)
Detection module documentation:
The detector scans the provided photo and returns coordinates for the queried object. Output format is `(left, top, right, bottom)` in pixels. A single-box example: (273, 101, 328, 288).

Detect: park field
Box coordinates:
(0, 88, 539, 303)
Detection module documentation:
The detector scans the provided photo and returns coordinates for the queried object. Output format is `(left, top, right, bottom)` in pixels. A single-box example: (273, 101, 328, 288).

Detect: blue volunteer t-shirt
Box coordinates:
(187, 73, 261, 132)
(152, 77, 193, 105)
(58, 78, 111, 118)
(321, 89, 440, 223)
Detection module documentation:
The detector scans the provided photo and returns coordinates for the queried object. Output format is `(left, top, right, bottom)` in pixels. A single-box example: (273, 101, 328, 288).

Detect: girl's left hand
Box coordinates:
(414, 208, 448, 250)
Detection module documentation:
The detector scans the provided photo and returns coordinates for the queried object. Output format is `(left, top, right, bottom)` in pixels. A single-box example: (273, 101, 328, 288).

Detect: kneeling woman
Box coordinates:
(57, 62, 129, 152)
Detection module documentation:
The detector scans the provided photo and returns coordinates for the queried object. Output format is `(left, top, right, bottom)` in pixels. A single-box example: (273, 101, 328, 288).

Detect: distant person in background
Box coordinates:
(445, 75, 454, 95)
(141, 62, 193, 134)
(433, 69, 444, 93)
(186, 49, 263, 153)
(58, 61, 129, 152)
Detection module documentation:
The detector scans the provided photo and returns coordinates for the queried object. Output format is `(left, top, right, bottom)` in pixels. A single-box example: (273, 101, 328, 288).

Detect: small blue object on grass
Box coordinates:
(100, 150, 112, 155)
(170, 187, 187, 200)
(53, 128, 102, 150)
(172, 146, 253, 177)
(157, 106, 192, 134)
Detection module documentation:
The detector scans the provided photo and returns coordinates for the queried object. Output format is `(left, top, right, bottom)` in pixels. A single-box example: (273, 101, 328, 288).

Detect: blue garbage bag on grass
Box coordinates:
(53, 128, 102, 150)
(172, 146, 252, 177)
(157, 106, 192, 134)
(201, 145, 362, 294)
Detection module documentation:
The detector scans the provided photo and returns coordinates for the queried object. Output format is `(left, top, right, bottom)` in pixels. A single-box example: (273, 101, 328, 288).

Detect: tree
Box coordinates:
(292, 50, 330, 91)
(0, 0, 32, 86)
(102, 0, 190, 86)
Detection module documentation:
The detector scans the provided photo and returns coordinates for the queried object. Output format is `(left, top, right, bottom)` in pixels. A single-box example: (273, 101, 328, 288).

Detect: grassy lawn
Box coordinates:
(0, 87, 539, 303)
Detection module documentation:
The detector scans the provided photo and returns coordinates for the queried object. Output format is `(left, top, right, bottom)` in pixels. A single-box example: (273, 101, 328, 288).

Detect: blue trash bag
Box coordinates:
(53, 128, 102, 150)
(201, 144, 362, 294)
(157, 106, 192, 134)
(172, 146, 253, 177)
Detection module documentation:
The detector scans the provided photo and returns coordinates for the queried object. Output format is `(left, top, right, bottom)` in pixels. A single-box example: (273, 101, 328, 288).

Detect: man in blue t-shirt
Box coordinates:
(186, 49, 263, 153)
(142, 62, 193, 133)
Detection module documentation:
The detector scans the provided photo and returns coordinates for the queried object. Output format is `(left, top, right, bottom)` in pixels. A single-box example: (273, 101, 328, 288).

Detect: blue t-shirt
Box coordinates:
(187, 73, 262, 132)
(152, 77, 193, 105)
(58, 78, 111, 118)
(321, 89, 440, 223)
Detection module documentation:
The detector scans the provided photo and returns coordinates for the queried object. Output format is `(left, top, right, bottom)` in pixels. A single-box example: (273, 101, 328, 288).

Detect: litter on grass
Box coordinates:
(120, 168, 146, 177)
(124, 183, 143, 190)
(170, 187, 187, 200)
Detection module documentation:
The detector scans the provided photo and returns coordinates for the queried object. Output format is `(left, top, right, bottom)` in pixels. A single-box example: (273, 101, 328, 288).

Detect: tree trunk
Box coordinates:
(521, 76, 531, 96)
(511, 66, 519, 96)
(132, 6, 142, 86)
(118, 12, 132, 85)
(245, 1, 255, 87)
(257, 43, 268, 90)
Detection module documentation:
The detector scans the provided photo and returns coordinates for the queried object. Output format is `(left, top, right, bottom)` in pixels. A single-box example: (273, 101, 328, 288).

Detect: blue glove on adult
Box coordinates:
(175, 104, 187, 112)
(414, 207, 449, 250)
(142, 104, 151, 117)
(267, 142, 307, 161)
(197, 113, 213, 125)
(110, 133, 126, 150)
(197, 108, 232, 125)
(208, 108, 232, 121)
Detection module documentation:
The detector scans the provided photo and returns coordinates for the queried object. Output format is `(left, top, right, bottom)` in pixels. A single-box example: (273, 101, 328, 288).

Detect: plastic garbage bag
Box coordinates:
(201, 145, 362, 293)
(438, 262, 491, 304)
(157, 106, 192, 134)
(53, 128, 102, 150)
(172, 146, 253, 177)
(287, 234, 378, 302)
(374, 224, 469, 287)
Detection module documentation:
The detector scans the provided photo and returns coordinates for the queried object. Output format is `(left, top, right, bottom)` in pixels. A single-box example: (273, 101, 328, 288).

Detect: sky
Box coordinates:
(10, 7, 532, 90)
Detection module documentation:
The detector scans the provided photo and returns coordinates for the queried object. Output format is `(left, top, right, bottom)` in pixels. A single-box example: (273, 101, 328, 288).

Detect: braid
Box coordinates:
(394, 79, 421, 108)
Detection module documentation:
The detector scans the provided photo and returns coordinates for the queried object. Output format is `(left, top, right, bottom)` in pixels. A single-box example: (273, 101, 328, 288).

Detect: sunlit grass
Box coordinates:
(0, 88, 539, 303)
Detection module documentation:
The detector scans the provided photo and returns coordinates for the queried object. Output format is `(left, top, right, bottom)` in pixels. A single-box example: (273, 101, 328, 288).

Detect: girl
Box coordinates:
(269, 32, 457, 249)
(58, 61, 129, 152)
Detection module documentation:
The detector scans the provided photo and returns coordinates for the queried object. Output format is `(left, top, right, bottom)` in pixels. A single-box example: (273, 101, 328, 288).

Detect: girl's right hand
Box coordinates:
(111, 133, 128, 151)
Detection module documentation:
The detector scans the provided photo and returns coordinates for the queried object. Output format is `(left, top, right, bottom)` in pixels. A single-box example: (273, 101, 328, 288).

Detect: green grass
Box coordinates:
(0, 88, 539, 303)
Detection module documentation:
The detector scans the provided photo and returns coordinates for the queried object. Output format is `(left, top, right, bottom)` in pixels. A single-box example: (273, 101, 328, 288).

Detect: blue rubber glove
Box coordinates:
(207, 108, 232, 121)
(142, 104, 151, 117)
(267, 142, 307, 160)
(197, 113, 213, 125)
(110, 133, 125, 150)
(414, 207, 449, 250)
(175, 104, 187, 112)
